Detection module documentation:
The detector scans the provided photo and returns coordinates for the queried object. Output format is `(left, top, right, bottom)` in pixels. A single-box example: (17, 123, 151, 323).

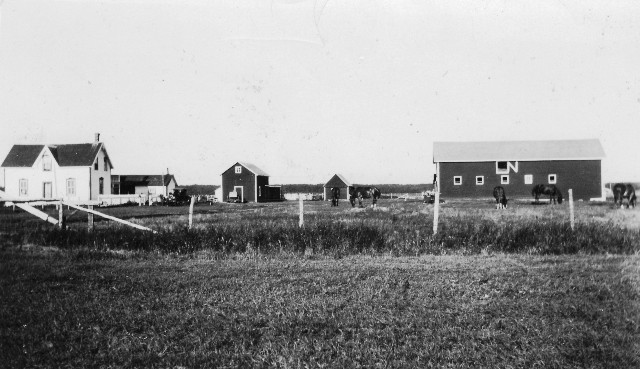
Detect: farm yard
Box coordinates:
(1, 198, 640, 367)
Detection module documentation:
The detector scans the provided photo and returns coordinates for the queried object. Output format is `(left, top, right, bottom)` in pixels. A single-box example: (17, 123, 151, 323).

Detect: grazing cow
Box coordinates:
(349, 186, 381, 208)
(532, 184, 563, 204)
(331, 187, 341, 206)
(613, 183, 637, 209)
(493, 186, 507, 209)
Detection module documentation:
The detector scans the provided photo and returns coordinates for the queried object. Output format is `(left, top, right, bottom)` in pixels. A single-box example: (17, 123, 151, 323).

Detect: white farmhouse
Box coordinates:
(1, 134, 113, 202)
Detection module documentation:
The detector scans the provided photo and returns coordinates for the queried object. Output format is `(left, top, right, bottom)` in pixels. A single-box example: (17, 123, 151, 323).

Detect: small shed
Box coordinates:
(323, 174, 353, 202)
(221, 162, 281, 203)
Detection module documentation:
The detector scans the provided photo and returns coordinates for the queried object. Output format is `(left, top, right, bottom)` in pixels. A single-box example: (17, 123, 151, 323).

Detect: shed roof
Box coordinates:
(223, 162, 270, 176)
(115, 174, 176, 187)
(1, 143, 112, 168)
(433, 139, 605, 163)
(324, 174, 352, 188)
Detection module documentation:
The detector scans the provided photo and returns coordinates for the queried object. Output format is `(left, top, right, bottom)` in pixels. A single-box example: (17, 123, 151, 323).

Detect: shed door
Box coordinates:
(234, 186, 244, 203)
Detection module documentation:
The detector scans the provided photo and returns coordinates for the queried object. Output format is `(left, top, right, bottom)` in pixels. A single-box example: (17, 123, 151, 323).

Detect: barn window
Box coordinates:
(496, 161, 518, 174)
(548, 174, 557, 184)
(475, 176, 484, 185)
(42, 153, 52, 171)
(524, 174, 533, 184)
(453, 176, 462, 185)
(501, 175, 509, 185)
(19, 179, 28, 196)
(235, 166, 242, 174)
(66, 178, 76, 196)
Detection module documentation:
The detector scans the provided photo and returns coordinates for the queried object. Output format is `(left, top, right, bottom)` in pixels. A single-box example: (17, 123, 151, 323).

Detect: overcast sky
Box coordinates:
(1, 0, 639, 185)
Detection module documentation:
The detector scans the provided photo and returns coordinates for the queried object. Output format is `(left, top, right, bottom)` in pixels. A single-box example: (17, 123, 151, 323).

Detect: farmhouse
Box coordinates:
(1, 133, 113, 202)
(111, 174, 177, 197)
(433, 139, 605, 200)
(221, 162, 281, 203)
(323, 174, 353, 202)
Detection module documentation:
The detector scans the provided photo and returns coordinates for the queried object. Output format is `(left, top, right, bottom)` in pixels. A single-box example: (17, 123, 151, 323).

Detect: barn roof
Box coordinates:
(224, 162, 270, 176)
(433, 139, 605, 162)
(324, 174, 352, 188)
(115, 175, 176, 186)
(1, 143, 113, 168)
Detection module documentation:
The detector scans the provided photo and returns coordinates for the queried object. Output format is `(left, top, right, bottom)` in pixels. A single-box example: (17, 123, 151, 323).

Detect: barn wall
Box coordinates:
(256, 175, 269, 202)
(438, 160, 602, 200)
(221, 165, 256, 202)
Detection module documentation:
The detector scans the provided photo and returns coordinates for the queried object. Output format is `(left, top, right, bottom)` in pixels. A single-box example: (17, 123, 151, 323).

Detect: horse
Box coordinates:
(493, 186, 507, 209)
(613, 183, 637, 209)
(331, 187, 341, 206)
(532, 184, 563, 204)
(349, 186, 381, 208)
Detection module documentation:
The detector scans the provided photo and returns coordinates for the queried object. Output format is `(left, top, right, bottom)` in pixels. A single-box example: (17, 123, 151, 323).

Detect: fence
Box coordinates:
(98, 194, 163, 206)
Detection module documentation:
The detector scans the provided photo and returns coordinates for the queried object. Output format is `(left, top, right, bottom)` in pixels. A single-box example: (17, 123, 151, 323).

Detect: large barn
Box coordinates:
(221, 162, 281, 203)
(323, 174, 353, 202)
(433, 139, 606, 201)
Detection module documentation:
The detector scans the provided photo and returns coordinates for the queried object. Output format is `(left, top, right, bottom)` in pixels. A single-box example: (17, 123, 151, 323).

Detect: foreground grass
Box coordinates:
(1, 249, 639, 367)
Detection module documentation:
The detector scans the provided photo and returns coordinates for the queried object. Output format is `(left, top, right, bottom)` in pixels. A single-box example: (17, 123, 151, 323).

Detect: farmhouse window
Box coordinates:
(524, 174, 533, 184)
(453, 176, 462, 185)
(94, 160, 99, 170)
(548, 174, 557, 184)
(496, 161, 518, 174)
(19, 179, 28, 196)
(66, 178, 76, 196)
(235, 166, 242, 174)
(42, 153, 52, 171)
(501, 175, 509, 185)
(99, 177, 104, 195)
(475, 176, 484, 185)
(104, 157, 108, 171)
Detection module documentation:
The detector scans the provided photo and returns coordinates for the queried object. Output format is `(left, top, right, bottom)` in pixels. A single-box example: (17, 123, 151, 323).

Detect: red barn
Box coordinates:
(221, 162, 281, 203)
(433, 139, 605, 201)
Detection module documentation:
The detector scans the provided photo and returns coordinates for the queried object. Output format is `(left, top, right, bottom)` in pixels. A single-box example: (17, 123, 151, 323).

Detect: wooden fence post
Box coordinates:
(88, 205, 94, 231)
(299, 196, 304, 228)
(568, 189, 575, 231)
(188, 196, 196, 229)
(433, 191, 440, 235)
(58, 201, 65, 230)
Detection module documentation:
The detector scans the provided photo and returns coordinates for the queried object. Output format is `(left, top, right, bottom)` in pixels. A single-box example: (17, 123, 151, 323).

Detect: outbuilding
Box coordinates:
(221, 162, 281, 203)
(323, 174, 353, 202)
(433, 139, 605, 201)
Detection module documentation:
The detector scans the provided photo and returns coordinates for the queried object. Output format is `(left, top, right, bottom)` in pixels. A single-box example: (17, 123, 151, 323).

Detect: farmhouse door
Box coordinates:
(43, 182, 53, 199)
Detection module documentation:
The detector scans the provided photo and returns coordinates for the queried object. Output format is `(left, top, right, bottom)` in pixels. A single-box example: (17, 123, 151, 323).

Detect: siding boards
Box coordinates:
(439, 160, 601, 200)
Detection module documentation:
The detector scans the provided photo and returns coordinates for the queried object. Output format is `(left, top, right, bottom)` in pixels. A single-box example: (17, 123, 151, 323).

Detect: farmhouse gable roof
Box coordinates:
(324, 174, 352, 188)
(433, 139, 605, 163)
(2, 143, 113, 168)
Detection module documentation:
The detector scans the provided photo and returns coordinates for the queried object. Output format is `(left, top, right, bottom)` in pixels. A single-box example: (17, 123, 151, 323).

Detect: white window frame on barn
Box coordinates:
(475, 176, 484, 185)
(501, 175, 509, 185)
(496, 161, 518, 174)
(235, 166, 242, 174)
(453, 176, 462, 185)
(548, 174, 557, 184)
(524, 174, 533, 184)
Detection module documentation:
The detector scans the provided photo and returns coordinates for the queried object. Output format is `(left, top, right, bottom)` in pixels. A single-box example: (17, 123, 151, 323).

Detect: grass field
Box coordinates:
(1, 198, 639, 367)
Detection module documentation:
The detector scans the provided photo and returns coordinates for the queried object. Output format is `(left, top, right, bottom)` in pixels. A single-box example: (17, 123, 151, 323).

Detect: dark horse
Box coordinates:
(331, 187, 341, 206)
(613, 183, 637, 209)
(532, 184, 563, 204)
(493, 186, 507, 209)
(349, 186, 381, 208)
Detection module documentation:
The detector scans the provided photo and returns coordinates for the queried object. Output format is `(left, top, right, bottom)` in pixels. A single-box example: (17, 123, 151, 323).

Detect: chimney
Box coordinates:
(95, 133, 100, 142)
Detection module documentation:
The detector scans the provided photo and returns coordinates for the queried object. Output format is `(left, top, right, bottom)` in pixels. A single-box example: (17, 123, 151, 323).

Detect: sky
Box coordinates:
(1, 0, 639, 186)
